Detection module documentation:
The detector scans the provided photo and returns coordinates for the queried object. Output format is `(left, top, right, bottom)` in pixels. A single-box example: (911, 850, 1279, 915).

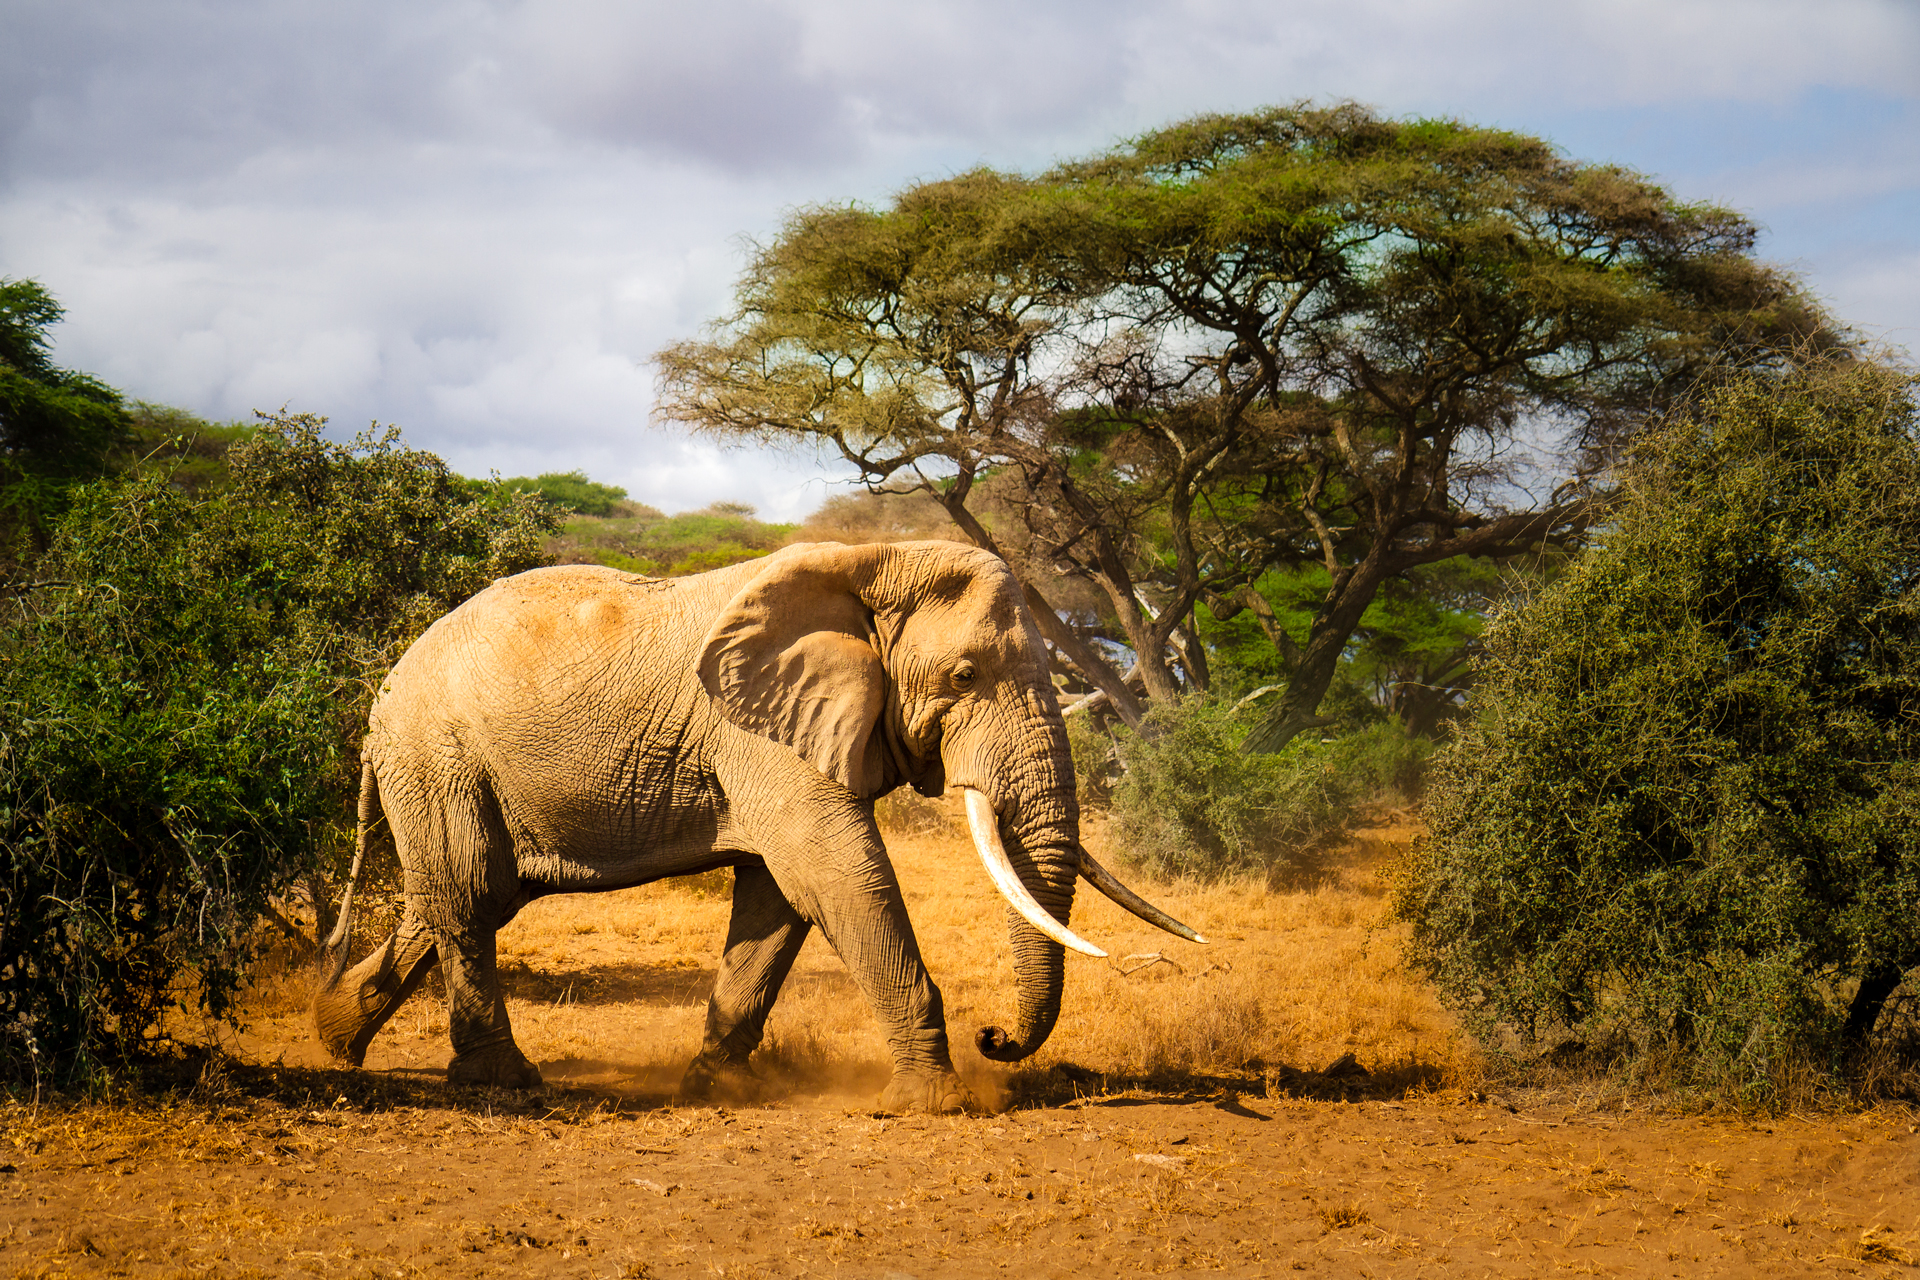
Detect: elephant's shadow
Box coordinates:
(494, 959, 859, 1009)
(486, 958, 884, 1099)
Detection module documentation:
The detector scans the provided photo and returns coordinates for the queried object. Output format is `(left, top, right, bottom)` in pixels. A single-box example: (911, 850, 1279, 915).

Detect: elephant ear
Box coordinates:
(697, 545, 890, 797)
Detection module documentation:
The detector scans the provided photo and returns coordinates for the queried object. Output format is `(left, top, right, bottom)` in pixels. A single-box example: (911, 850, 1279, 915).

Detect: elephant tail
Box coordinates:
(322, 757, 379, 987)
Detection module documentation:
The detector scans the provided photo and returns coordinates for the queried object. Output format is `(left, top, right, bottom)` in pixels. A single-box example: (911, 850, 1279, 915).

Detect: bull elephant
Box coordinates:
(313, 540, 1201, 1112)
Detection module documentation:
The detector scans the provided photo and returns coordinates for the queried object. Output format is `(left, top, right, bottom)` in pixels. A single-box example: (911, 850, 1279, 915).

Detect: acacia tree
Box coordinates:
(0, 279, 128, 562)
(658, 104, 1835, 744)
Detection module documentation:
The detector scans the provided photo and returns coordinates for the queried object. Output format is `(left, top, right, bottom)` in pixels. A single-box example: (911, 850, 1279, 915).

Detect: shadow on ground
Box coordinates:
(1008, 1051, 1451, 1109)
(100, 1034, 1454, 1127)
(496, 960, 857, 1008)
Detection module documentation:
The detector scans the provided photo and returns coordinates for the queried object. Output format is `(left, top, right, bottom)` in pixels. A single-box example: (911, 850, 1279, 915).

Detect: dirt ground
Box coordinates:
(5, 817, 1918, 1278)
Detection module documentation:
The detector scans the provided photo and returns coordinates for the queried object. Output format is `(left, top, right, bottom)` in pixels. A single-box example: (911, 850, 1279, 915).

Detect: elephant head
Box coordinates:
(697, 540, 1202, 1063)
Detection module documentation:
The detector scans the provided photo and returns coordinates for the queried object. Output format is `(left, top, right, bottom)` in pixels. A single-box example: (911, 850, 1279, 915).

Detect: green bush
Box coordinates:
(0, 502, 342, 1084)
(1, 278, 130, 563)
(551, 503, 796, 577)
(1094, 696, 1431, 882)
(498, 470, 633, 517)
(0, 414, 556, 1084)
(1397, 360, 1920, 1098)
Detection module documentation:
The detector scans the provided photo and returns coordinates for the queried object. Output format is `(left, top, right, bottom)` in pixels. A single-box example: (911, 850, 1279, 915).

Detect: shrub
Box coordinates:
(0, 414, 555, 1084)
(549, 504, 795, 577)
(1097, 696, 1431, 882)
(1397, 360, 1920, 1098)
(498, 470, 632, 517)
(0, 278, 130, 563)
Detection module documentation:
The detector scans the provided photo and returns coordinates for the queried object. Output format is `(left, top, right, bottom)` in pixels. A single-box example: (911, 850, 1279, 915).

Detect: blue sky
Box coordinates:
(2, 0, 1915, 519)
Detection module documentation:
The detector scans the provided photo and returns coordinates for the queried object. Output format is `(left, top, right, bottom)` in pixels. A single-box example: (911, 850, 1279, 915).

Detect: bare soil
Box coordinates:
(6, 818, 1917, 1278)
(6, 1071, 1917, 1278)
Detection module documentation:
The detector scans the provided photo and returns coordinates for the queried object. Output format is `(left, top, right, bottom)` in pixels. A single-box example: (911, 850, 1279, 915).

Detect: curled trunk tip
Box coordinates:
(975, 1025, 1028, 1062)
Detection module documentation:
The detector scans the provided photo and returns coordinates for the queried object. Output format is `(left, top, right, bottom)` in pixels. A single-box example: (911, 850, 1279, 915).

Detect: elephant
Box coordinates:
(313, 539, 1201, 1113)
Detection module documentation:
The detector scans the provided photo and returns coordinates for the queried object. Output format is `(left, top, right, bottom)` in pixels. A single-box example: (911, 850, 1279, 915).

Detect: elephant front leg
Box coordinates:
(767, 842, 974, 1113)
(439, 926, 542, 1089)
(723, 757, 976, 1113)
(681, 861, 810, 1102)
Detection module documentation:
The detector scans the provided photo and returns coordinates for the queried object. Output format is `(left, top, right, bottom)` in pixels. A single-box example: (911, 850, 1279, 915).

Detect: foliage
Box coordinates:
(1202, 558, 1513, 737)
(658, 104, 1839, 741)
(499, 470, 633, 517)
(208, 413, 557, 662)
(120, 403, 254, 493)
(1090, 695, 1431, 882)
(550, 501, 796, 577)
(0, 414, 556, 1082)
(0, 490, 342, 1085)
(1397, 359, 1920, 1096)
(0, 279, 130, 561)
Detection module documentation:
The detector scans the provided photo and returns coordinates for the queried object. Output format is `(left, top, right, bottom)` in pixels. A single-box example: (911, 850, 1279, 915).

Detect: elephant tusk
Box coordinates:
(1077, 849, 1209, 944)
(962, 789, 1107, 959)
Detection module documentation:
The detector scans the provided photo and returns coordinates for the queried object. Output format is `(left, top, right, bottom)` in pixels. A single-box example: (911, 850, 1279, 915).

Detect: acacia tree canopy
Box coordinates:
(657, 104, 1838, 742)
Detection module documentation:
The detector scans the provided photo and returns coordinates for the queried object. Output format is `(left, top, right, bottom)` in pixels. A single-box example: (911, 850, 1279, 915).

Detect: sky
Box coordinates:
(2, 0, 1916, 520)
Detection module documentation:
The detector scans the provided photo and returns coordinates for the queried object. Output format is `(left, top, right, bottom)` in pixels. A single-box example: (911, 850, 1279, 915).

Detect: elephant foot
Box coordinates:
(679, 1052, 764, 1105)
(313, 986, 371, 1067)
(877, 1070, 975, 1115)
(447, 1040, 543, 1089)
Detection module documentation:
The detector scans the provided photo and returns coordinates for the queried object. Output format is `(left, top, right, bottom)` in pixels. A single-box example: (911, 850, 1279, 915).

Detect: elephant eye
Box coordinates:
(952, 663, 977, 691)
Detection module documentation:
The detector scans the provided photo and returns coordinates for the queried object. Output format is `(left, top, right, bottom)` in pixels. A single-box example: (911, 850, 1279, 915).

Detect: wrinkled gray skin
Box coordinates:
(313, 541, 1080, 1113)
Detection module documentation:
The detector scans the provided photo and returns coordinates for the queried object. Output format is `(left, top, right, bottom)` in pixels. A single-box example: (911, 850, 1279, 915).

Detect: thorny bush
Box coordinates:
(1088, 696, 1430, 883)
(1398, 359, 1920, 1103)
(0, 414, 554, 1084)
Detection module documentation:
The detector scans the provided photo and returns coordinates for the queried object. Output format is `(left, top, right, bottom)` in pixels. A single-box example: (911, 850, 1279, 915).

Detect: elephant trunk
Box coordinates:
(963, 746, 1083, 1063)
(976, 905, 1071, 1062)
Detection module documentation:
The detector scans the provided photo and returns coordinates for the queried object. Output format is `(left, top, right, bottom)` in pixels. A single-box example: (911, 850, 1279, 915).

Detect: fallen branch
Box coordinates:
(1115, 952, 1184, 977)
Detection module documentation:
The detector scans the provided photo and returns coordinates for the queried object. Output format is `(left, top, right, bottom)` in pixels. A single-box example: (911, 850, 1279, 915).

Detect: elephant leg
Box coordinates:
(739, 798, 973, 1112)
(815, 881, 973, 1114)
(681, 862, 811, 1101)
(314, 904, 438, 1066)
(379, 772, 541, 1089)
(816, 894, 974, 1115)
(439, 924, 541, 1088)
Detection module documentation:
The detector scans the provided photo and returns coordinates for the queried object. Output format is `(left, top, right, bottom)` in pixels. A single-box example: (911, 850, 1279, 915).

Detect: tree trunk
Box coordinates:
(1242, 561, 1386, 753)
(1020, 583, 1148, 730)
(1843, 958, 1912, 1046)
(1177, 618, 1210, 693)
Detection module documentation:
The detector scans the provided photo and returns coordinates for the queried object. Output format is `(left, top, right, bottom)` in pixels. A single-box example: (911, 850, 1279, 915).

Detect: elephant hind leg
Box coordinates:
(314, 907, 438, 1066)
(681, 862, 812, 1102)
(440, 926, 542, 1089)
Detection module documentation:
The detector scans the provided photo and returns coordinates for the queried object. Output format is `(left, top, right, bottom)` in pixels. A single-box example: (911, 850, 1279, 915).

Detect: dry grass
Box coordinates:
(377, 792, 1478, 1106)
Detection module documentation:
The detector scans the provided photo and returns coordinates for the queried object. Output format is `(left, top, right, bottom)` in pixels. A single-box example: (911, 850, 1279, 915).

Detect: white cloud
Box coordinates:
(1092, 0, 1920, 116)
(492, 0, 857, 170)
(1, 0, 1914, 520)
(1820, 249, 1920, 358)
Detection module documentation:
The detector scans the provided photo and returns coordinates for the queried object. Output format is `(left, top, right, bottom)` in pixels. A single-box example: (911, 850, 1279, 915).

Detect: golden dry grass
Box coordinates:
(409, 793, 1479, 1106)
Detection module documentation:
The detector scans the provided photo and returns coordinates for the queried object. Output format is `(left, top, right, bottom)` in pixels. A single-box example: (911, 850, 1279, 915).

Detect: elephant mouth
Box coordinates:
(881, 699, 945, 797)
(959, 788, 1208, 954)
